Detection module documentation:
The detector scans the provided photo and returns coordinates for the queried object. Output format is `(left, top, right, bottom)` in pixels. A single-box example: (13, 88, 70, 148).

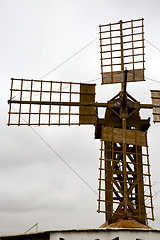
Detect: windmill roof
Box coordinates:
(100, 218, 152, 229)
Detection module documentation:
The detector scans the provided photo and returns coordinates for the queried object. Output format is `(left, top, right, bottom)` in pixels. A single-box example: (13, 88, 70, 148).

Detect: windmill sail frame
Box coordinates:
(100, 18, 145, 84)
(8, 78, 96, 126)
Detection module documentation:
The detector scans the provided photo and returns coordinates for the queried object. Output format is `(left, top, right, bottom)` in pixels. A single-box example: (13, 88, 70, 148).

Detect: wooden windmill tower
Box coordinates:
(8, 18, 160, 226)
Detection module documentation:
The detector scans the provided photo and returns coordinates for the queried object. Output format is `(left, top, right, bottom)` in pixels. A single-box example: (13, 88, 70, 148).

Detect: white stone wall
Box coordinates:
(50, 229, 160, 240)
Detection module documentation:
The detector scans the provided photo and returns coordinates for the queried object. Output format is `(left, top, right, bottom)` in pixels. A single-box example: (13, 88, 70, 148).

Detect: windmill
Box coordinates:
(8, 18, 160, 226)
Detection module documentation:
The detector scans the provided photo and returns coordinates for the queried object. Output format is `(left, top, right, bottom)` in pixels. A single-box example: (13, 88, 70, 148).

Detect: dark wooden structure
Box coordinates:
(96, 71, 153, 224)
(8, 18, 160, 225)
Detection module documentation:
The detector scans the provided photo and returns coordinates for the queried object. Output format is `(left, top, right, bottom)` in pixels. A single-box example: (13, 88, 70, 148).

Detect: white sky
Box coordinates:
(1, 0, 160, 235)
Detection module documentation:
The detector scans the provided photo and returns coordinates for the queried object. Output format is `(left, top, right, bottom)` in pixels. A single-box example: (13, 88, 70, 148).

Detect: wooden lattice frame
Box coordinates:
(100, 18, 145, 84)
(8, 78, 96, 126)
(98, 127, 154, 223)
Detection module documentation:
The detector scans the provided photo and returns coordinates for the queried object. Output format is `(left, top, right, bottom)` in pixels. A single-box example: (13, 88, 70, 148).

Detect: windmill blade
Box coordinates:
(100, 18, 145, 84)
(151, 90, 160, 122)
(8, 78, 96, 126)
(79, 83, 96, 124)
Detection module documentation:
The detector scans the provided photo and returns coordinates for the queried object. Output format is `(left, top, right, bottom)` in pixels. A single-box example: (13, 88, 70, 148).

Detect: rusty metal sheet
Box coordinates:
(79, 84, 96, 124)
(102, 126, 146, 146)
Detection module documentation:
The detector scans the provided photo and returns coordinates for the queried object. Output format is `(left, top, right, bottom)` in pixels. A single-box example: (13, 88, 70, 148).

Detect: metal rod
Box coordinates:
(24, 223, 38, 234)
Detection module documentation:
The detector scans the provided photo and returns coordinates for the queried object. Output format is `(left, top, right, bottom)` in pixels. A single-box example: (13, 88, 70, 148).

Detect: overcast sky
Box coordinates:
(1, 0, 160, 235)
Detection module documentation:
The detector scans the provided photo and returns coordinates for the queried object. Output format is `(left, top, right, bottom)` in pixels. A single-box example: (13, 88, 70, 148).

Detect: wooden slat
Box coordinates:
(110, 23, 113, 83)
(59, 82, 62, 125)
(102, 126, 146, 146)
(102, 60, 143, 67)
(8, 78, 14, 126)
(48, 81, 52, 126)
(102, 53, 143, 60)
(69, 82, 71, 126)
(18, 79, 23, 125)
(79, 84, 95, 125)
(102, 69, 145, 84)
(28, 80, 33, 126)
(100, 18, 143, 28)
(151, 90, 160, 98)
(151, 90, 160, 122)
(142, 18, 145, 78)
(38, 80, 43, 125)
(11, 78, 81, 85)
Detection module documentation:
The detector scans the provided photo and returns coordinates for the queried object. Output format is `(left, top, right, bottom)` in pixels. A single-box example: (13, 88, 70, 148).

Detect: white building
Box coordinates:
(1, 223, 160, 240)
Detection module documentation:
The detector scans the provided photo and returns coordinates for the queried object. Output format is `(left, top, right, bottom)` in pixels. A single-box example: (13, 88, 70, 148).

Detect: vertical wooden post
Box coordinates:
(122, 118, 127, 216)
(69, 83, 72, 126)
(109, 24, 113, 83)
(142, 18, 145, 80)
(18, 79, 23, 126)
(98, 140, 103, 213)
(49, 81, 52, 126)
(131, 20, 135, 82)
(99, 25, 104, 84)
(122, 69, 128, 216)
(29, 80, 33, 126)
(38, 80, 43, 126)
(59, 82, 62, 125)
(120, 20, 124, 91)
(8, 78, 14, 125)
(105, 141, 112, 222)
